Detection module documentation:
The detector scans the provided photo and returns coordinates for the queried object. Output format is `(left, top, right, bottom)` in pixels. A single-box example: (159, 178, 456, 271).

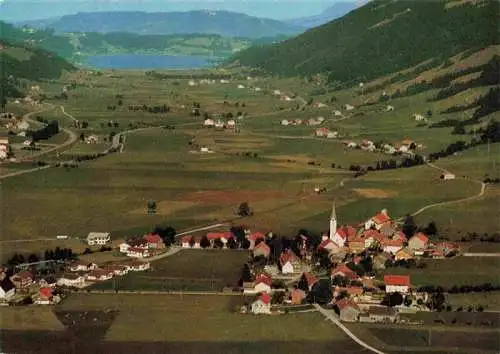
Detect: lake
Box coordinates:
(84, 54, 216, 69)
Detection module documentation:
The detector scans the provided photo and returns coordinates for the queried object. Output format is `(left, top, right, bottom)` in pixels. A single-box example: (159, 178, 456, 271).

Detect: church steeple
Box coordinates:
(329, 200, 337, 240)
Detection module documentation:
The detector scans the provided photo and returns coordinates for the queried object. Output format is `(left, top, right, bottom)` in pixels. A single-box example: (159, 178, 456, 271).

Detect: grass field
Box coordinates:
(92, 249, 249, 291)
(379, 256, 500, 287)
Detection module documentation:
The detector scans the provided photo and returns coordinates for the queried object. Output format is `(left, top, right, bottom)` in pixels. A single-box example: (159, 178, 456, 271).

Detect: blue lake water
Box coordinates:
(84, 54, 216, 69)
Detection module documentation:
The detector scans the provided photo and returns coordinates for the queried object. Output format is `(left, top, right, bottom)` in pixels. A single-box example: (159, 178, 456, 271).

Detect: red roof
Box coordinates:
(259, 293, 272, 305)
(249, 232, 266, 242)
(303, 272, 319, 288)
(193, 236, 202, 243)
(331, 265, 359, 280)
(336, 226, 358, 240)
(362, 229, 384, 240)
(413, 232, 429, 244)
(255, 273, 272, 287)
(372, 212, 391, 224)
(336, 298, 360, 311)
(384, 275, 411, 287)
(16, 271, 33, 280)
(40, 287, 53, 299)
(318, 239, 336, 250)
(181, 235, 192, 243)
(279, 249, 299, 266)
(207, 231, 233, 240)
(254, 242, 270, 253)
(381, 238, 404, 247)
(143, 233, 163, 244)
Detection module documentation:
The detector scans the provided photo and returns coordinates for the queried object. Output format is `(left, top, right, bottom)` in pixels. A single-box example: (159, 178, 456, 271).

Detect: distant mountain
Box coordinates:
(286, 2, 357, 29)
(230, 0, 499, 83)
(19, 10, 305, 39)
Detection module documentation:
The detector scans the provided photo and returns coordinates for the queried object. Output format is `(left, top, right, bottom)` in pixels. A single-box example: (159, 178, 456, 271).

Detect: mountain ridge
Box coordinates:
(285, 2, 357, 29)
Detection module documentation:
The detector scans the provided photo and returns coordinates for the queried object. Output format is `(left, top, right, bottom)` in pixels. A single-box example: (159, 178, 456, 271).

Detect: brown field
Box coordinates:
(0, 307, 65, 331)
(352, 188, 396, 199)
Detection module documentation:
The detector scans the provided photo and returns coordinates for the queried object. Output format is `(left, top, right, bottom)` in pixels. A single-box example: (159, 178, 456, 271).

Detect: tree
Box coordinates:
(213, 238, 224, 249)
(227, 237, 238, 249)
(200, 236, 211, 249)
(147, 199, 157, 215)
(297, 274, 309, 292)
(425, 221, 438, 236)
(307, 280, 333, 304)
(402, 214, 418, 237)
(237, 202, 252, 217)
(27, 253, 39, 263)
(272, 291, 286, 304)
(382, 292, 404, 307)
(241, 238, 251, 250)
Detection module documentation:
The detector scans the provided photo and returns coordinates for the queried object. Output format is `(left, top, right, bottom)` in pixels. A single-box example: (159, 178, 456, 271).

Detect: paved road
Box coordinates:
(313, 304, 386, 354)
(462, 252, 500, 257)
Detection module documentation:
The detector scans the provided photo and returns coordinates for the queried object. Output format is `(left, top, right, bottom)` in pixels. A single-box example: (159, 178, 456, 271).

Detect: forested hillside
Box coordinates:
(230, 0, 499, 83)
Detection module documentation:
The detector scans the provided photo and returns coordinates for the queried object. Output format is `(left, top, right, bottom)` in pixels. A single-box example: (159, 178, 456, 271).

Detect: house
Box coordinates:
(344, 141, 357, 148)
(253, 241, 271, 258)
(333, 110, 342, 117)
(87, 232, 111, 246)
(343, 104, 355, 111)
(126, 260, 150, 271)
(214, 120, 225, 129)
(253, 273, 273, 293)
(384, 275, 411, 294)
(381, 238, 404, 254)
(395, 248, 414, 261)
(281, 119, 290, 126)
(361, 139, 375, 152)
(251, 293, 272, 314)
(253, 87, 262, 92)
(336, 298, 361, 322)
(326, 131, 338, 139)
(57, 273, 85, 287)
(0, 278, 15, 299)
(106, 265, 129, 276)
(279, 249, 301, 274)
(302, 272, 319, 291)
(10, 271, 34, 288)
(188, 80, 196, 87)
(313, 102, 328, 108)
(383, 144, 396, 154)
(364, 209, 391, 230)
(69, 261, 98, 272)
(203, 118, 215, 127)
(440, 173, 456, 180)
(207, 231, 233, 247)
(35, 287, 53, 305)
(192, 236, 202, 248)
(408, 232, 429, 253)
(181, 235, 193, 248)
(126, 247, 150, 258)
(273, 90, 281, 95)
(331, 265, 360, 282)
(412, 113, 426, 121)
(143, 233, 165, 249)
(315, 127, 330, 137)
(332, 225, 358, 248)
(226, 120, 236, 128)
(318, 239, 340, 254)
(290, 288, 306, 304)
(237, 84, 245, 89)
(435, 242, 460, 257)
(86, 269, 114, 282)
(360, 306, 397, 323)
(385, 105, 394, 112)
(220, 79, 230, 84)
(248, 231, 266, 249)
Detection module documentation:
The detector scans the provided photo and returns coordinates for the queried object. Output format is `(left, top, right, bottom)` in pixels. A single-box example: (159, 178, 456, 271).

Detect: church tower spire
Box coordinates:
(329, 200, 337, 240)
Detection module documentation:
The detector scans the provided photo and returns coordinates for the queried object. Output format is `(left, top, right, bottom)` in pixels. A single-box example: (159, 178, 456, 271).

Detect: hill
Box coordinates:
(230, 0, 499, 82)
(285, 2, 357, 29)
(19, 10, 305, 39)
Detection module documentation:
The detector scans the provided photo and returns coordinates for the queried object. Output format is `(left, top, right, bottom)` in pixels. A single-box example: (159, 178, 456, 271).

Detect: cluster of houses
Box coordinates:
(315, 127, 338, 139)
(342, 138, 422, 155)
(203, 118, 237, 129)
(0, 259, 150, 305)
(119, 233, 166, 258)
(281, 117, 325, 127)
(0, 137, 9, 160)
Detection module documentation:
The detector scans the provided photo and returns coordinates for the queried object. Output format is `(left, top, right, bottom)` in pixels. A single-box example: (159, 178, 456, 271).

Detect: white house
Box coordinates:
(326, 131, 338, 139)
(0, 150, 6, 160)
(344, 104, 355, 111)
(333, 110, 342, 117)
(385, 105, 394, 112)
(126, 261, 150, 271)
(86, 135, 99, 144)
(119, 243, 131, 253)
(0, 278, 15, 299)
(237, 84, 245, 89)
(126, 247, 150, 258)
(364, 209, 391, 230)
(273, 90, 281, 95)
(87, 232, 110, 246)
(203, 118, 215, 127)
(384, 275, 410, 294)
(220, 79, 230, 84)
(57, 274, 85, 287)
(251, 293, 271, 314)
(281, 120, 290, 126)
(412, 113, 426, 121)
(226, 120, 236, 128)
(214, 120, 225, 129)
(86, 269, 114, 282)
(253, 273, 272, 294)
(188, 80, 197, 87)
(69, 261, 97, 272)
(441, 173, 456, 180)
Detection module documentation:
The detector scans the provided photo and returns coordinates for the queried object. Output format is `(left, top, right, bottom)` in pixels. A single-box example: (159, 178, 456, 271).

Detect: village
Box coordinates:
(0, 202, 467, 328)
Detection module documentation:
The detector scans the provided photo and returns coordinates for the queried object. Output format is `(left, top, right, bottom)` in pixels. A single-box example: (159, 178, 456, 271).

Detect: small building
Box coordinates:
(253, 241, 271, 258)
(126, 247, 150, 258)
(343, 104, 355, 111)
(181, 235, 193, 248)
(106, 265, 129, 276)
(252, 273, 273, 294)
(333, 225, 358, 248)
(126, 260, 150, 271)
(384, 275, 410, 294)
(85, 135, 99, 144)
(69, 261, 98, 272)
(360, 306, 397, 323)
(315, 127, 330, 137)
(248, 231, 266, 250)
(35, 287, 53, 305)
(10, 271, 34, 289)
(333, 110, 342, 117)
(408, 232, 429, 253)
(385, 105, 394, 112)
(237, 84, 245, 89)
(86, 269, 114, 282)
(336, 298, 361, 322)
(381, 238, 404, 254)
(203, 118, 215, 127)
(281, 119, 290, 126)
(364, 209, 391, 230)
(280, 249, 301, 274)
(87, 232, 111, 246)
(0, 278, 15, 299)
(57, 273, 85, 287)
(331, 265, 360, 282)
(251, 293, 272, 314)
(412, 113, 426, 121)
(273, 90, 281, 95)
(143, 233, 165, 249)
(440, 173, 456, 180)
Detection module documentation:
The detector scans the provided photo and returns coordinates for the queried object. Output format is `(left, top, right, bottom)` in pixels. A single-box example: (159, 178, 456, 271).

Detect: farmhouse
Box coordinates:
(86, 269, 114, 281)
(125, 260, 150, 271)
(106, 265, 129, 276)
(35, 287, 53, 305)
(332, 225, 357, 248)
(87, 232, 111, 246)
(252, 273, 273, 294)
(251, 293, 272, 314)
(336, 298, 361, 322)
(10, 271, 34, 289)
(359, 306, 397, 323)
(0, 278, 15, 299)
(384, 275, 411, 294)
(365, 209, 391, 230)
(248, 231, 266, 249)
(318, 239, 340, 253)
(57, 273, 85, 287)
(279, 249, 301, 274)
(331, 264, 360, 282)
(408, 232, 429, 253)
(126, 247, 150, 258)
(253, 241, 271, 258)
(381, 238, 405, 254)
(203, 118, 215, 127)
(69, 261, 98, 272)
(143, 233, 164, 249)
(290, 288, 306, 304)
(181, 235, 193, 248)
